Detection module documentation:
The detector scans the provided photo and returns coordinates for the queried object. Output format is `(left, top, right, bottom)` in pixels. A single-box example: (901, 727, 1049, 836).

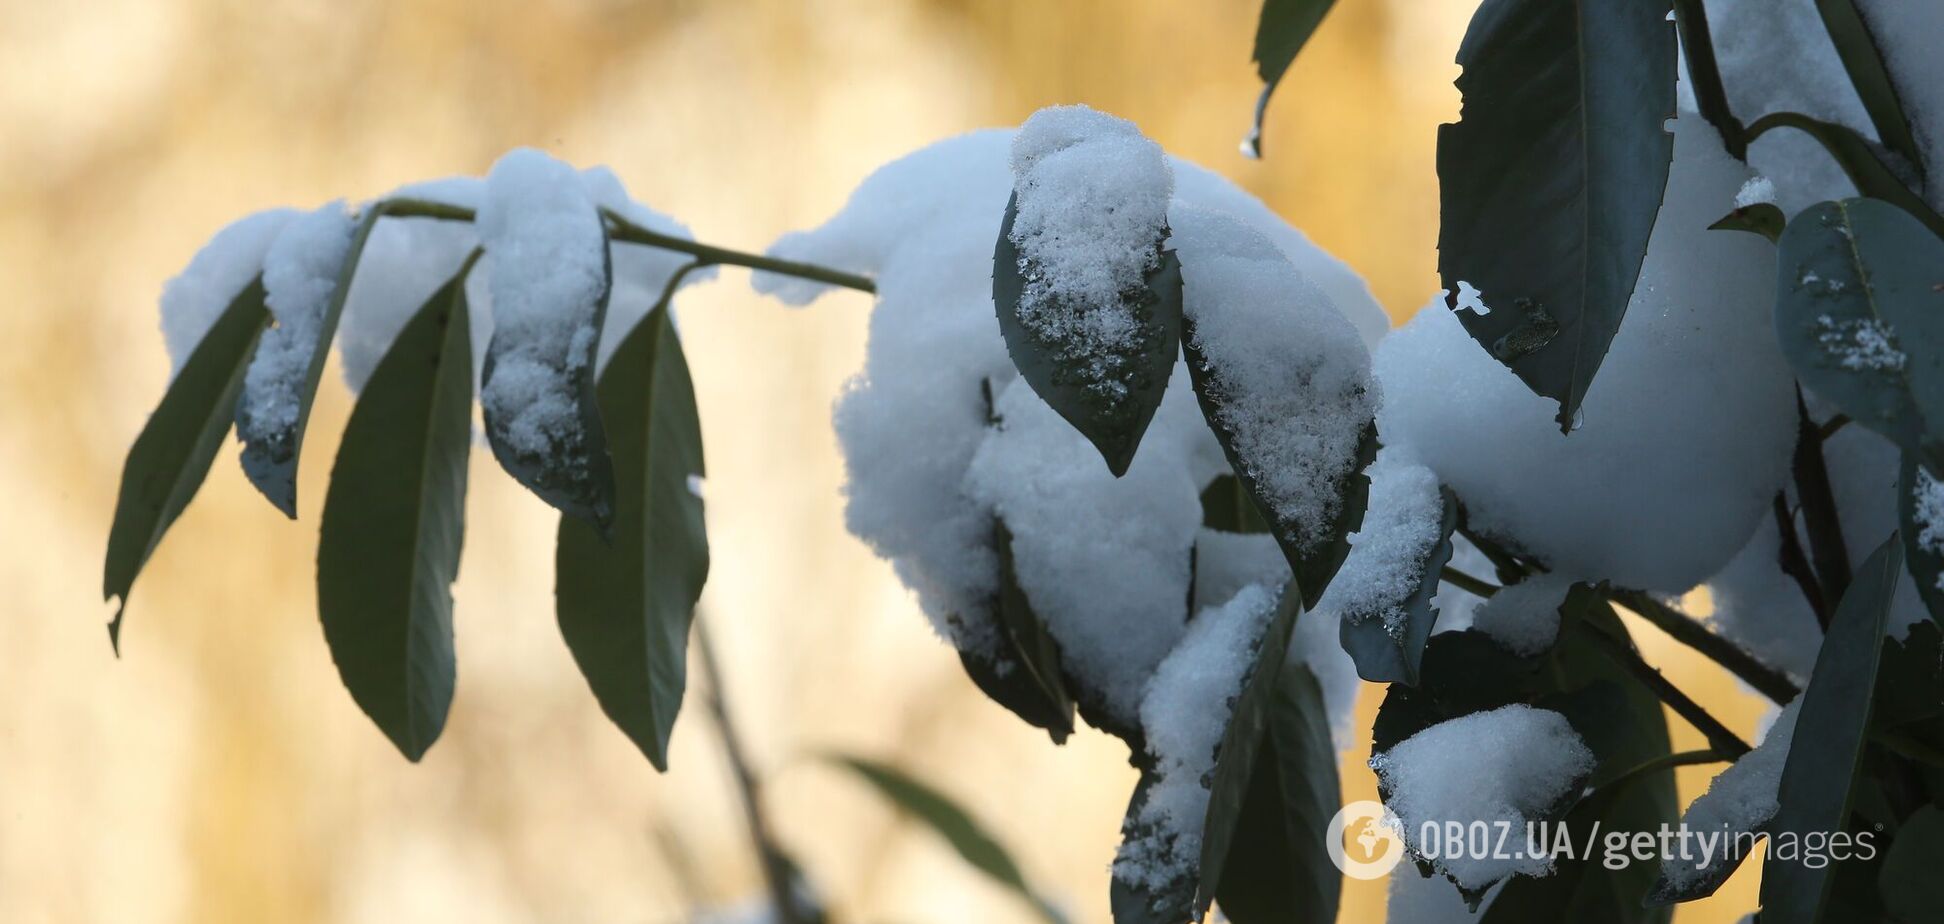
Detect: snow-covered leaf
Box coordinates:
(957, 520, 1078, 745)
(1709, 203, 1786, 243)
(1775, 199, 1944, 475)
(1897, 453, 1944, 628)
(1436, 0, 1676, 432)
(235, 203, 370, 517)
(103, 277, 271, 652)
(555, 295, 707, 771)
(1338, 485, 1458, 685)
(1761, 535, 1902, 924)
(1243, 0, 1338, 159)
(1206, 660, 1341, 924)
(828, 755, 1066, 924)
(1814, 0, 1923, 173)
(1111, 769, 1198, 924)
(1194, 582, 1302, 915)
(315, 255, 476, 761)
(992, 192, 1183, 477)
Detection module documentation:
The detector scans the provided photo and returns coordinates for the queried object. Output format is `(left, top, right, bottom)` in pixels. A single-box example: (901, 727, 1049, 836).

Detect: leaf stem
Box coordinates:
(1605, 587, 1800, 705)
(1599, 748, 1731, 796)
(1671, 0, 1746, 158)
(1583, 617, 1754, 759)
(1439, 565, 1500, 598)
(1792, 389, 1852, 627)
(1772, 493, 1831, 625)
(695, 615, 809, 924)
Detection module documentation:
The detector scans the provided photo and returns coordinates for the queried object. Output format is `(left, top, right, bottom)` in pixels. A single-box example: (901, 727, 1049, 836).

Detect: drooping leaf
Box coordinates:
(1874, 620, 1944, 738)
(1199, 474, 1270, 534)
(1897, 454, 1944, 628)
(555, 295, 707, 771)
(236, 206, 383, 518)
(1748, 115, 1944, 239)
(484, 237, 620, 531)
(992, 192, 1183, 478)
(1195, 581, 1303, 915)
(1242, 0, 1338, 159)
(1709, 203, 1786, 243)
(1209, 660, 1341, 924)
(1111, 769, 1198, 924)
(102, 277, 271, 652)
(958, 520, 1077, 745)
(1436, 0, 1677, 432)
(828, 755, 1065, 924)
(1774, 199, 1944, 475)
(1813, 0, 1923, 174)
(1670, 0, 1743, 156)
(1878, 805, 1944, 920)
(1761, 535, 1903, 924)
(1339, 485, 1459, 685)
(315, 255, 477, 761)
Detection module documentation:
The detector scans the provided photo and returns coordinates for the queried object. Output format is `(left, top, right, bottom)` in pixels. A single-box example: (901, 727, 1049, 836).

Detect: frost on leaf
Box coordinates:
(995, 105, 1180, 477)
(476, 148, 617, 528)
(1814, 315, 1903, 371)
(1371, 704, 1594, 892)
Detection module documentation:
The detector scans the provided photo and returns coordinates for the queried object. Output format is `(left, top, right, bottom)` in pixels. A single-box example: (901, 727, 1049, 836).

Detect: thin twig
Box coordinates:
(1772, 493, 1829, 624)
(1598, 748, 1732, 797)
(603, 208, 876, 294)
(1792, 389, 1852, 625)
(1440, 565, 1500, 598)
(1606, 588, 1800, 705)
(1582, 619, 1753, 759)
(696, 615, 807, 924)
(1671, 0, 1746, 158)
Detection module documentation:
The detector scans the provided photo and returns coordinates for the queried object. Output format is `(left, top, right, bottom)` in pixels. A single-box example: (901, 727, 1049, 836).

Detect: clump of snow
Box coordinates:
(1451, 281, 1489, 316)
(1323, 451, 1446, 637)
(1659, 699, 1802, 890)
(336, 216, 480, 392)
(1371, 705, 1595, 890)
(754, 128, 1385, 702)
(1708, 421, 1931, 679)
(1912, 466, 1944, 591)
(237, 202, 358, 442)
(1733, 176, 1776, 209)
(1171, 205, 1376, 551)
(1814, 315, 1904, 371)
(1471, 574, 1574, 657)
(577, 165, 716, 370)
(1375, 112, 1796, 592)
(1004, 105, 1174, 408)
(964, 375, 1213, 720)
(1113, 584, 1278, 893)
(158, 208, 298, 377)
(474, 148, 609, 462)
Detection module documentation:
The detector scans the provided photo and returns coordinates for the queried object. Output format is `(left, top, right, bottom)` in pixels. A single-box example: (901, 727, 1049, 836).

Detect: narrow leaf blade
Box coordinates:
(1243, 0, 1338, 159)
(1210, 661, 1342, 924)
(102, 277, 271, 651)
(316, 258, 476, 760)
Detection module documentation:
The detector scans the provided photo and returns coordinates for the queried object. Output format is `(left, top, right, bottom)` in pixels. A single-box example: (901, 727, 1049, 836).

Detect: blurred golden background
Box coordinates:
(0, 0, 1770, 920)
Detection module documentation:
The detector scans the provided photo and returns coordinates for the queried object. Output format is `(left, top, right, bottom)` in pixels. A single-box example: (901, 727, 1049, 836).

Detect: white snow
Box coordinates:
(1113, 584, 1279, 893)
(1323, 451, 1446, 638)
(237, 201, 358, 442)
(1171, 205, 1376, 551)
(1005, 105, 1174, 407)
(158, 208, 298, 377)
(336, 216, 480, 392)
(1660, 699, 1802, 890)
(1912, 465, 1944, 591)
(474, 148, 609, 461)
(1814, 315, 1904, 372)
(1375, 112, 1797, 592)
(1855, 0, 1944, 211)
(1371, 705, 1595, 890)
(1733, 176, 1776, 209)
(577, 165, 716, 371)
(1471, 574, 1574, 657)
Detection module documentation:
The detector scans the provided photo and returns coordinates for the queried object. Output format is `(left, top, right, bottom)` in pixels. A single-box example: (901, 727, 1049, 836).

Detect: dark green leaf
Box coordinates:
(1709, 203, 1786, 243)
(1182, 313, 1377, 607)
(957, 520, 1077, 745)
(1195, 581, 1303, 915)
(1874, 620, 1944, 735)
(1879, 805, 1944, 921)
(1898, 454, 1944, 629)
(1748, 115, 1944, 239)
(102, 277, 271, 652)
(1242, 0, 1338, 159)
(484, 237, 619, 531)
(992, 192, 1183, 478)
(1813, 0, 1923, 175)
(555, 297, 707, 771)
(1339, 485, 1459, 685)
(1210, 660, 1342, 924)
(1199, 474, 1270, 535)
(236, 207, 382, 518)
(1436, 0, 1677, 431)
(828, 755, 1064, 924)
(1775, 199, 1944, 475)
(316, 256, 476, 761)
(1761, 534, 1903, 924)
(1671, 0, 1744, 157)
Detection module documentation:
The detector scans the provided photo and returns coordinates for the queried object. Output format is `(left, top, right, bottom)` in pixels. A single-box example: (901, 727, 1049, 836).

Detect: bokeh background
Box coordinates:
(0, 1, 1772, 921)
